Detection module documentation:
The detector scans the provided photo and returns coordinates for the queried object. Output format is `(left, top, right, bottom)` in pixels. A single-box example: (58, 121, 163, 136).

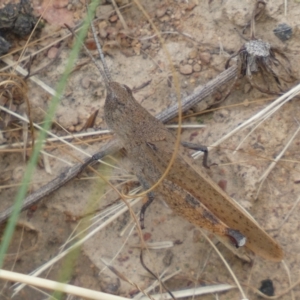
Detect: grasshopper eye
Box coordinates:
(227, 229, 246, 248)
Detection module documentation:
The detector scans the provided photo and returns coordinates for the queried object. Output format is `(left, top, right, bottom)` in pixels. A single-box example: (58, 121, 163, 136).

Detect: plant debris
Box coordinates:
(225, 1, 295, 96)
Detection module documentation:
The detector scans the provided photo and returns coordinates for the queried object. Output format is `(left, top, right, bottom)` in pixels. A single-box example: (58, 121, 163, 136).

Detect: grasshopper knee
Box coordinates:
(226, 228, 246, 248)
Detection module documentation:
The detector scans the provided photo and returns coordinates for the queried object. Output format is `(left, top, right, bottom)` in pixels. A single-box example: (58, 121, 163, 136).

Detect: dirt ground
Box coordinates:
(1, 0, 300, 299)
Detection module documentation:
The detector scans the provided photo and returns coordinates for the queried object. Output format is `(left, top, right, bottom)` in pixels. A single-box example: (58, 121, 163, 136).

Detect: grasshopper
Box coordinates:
(104, 81, 283, 262)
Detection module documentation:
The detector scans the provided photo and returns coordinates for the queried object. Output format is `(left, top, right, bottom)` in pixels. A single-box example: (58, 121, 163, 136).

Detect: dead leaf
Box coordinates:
(82, 110, 99, 130)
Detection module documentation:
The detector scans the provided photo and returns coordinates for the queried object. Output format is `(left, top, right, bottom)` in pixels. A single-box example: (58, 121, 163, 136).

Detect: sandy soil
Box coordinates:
(1, 0, 300, 299)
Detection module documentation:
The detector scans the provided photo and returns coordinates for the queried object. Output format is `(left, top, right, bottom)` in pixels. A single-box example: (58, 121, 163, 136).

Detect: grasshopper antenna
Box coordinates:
(65, 23, 110, 86)
(88, 11, 112, 82)
(65, 2, 112, 85)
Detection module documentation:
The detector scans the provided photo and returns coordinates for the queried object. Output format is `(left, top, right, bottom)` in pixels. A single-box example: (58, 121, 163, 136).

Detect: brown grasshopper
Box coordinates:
(104, 82, 283, 262)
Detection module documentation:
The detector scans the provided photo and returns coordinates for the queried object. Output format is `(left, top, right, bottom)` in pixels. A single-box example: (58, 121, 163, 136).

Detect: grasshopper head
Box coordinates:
(104, 82, 134, 132)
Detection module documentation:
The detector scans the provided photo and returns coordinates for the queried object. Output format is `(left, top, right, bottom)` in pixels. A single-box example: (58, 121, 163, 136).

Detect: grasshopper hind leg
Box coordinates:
(162, 180, 247, 249)
(136, 175, 156, 229)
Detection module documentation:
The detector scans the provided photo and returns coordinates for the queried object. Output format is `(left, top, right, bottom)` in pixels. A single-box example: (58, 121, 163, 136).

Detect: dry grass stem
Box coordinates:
(138, 284, 236, 300)
(0, 269, 129, 300)
(256, 125, 300, 198)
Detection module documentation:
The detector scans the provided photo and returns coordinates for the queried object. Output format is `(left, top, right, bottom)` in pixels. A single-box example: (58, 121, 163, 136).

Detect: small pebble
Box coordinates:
(96, 5, 113, 19)
(156, 7, 167, 18)
(109, 14, 118, 23)
(143, 232, 151, 241)
(85, 39, 97, 50)
(213, 91, 222, 101)
(218, 180, 227, 191)
(181, 80, 188, 88)
(160, 15, 170, 22)
(75, 124, 83, 132)
(81, 77, 91, 89)
(259, 279, 275, 296)
(99, 28, 107, 39)
(131, 39, 139, 47)
(95, 117, 103, 126)
(69, 0, 82, 9)
(199, 52, 211, 65)
(99, 20, 108, 29)
(141, 41, 151, 50)
(189, 49, 198, 59)
(273, 23, 292, 41)
(193, 63, 201, 72)
(47, 47, 58, 59)
(180, 64, 193, 75)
